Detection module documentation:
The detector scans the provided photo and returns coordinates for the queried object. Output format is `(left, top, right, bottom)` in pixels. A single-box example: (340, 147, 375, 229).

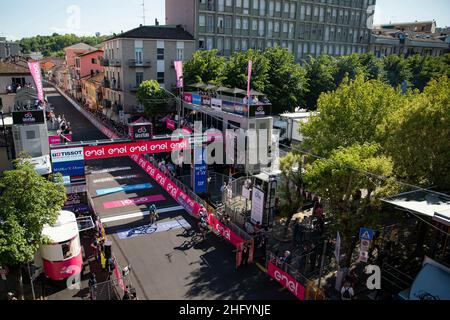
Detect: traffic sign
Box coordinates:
(359, 228, 374, 241)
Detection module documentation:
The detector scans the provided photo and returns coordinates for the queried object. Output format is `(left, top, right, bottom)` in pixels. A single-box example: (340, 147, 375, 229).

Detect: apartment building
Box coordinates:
(166, 0, 376, 61)
(370, 21, 450, 57)
(100, 25, 195, 123)
(0, 38, 21, 59)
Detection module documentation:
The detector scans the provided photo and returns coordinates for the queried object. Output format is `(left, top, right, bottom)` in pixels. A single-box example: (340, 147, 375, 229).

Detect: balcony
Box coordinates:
(110, 59, 122, 67)
(102, 79, 111, 88)
(128, 59, 152, 68)
(100, 59, 110, 66)
(102, 99, 112, 108)
(129, 85, 139, 92)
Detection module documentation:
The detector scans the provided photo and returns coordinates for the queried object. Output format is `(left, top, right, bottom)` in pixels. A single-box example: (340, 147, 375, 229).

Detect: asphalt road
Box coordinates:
(45, 84, 295, 300)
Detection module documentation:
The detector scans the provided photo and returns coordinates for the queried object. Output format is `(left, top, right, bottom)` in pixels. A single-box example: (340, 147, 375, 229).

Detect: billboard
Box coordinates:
(53, 160, 85, 176)
(83, 138, 189, 160)
(183, 93, 193, 103)
(211, 98, 222, 110)
(51, 147, 85, 177)
(130, 124, 152, 140)
(51, 147, 84, 163)
(249, 104, 267, 117)
(222, 101, 235, 113)
(192, 94, 201, 105)
(251, 187, 265, 225)
(194, 164, 207, 194)
(13, 110, 46, 125)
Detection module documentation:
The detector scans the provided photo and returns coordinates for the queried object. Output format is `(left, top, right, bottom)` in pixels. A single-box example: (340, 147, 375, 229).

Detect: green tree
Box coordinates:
(223, 49, 269, 92)
(183, 50, 226, 86)
(263, 47, 309, 114)
(334, 54, 365, 86)
(359, 53, 385, 80)
(0, 159, 66, 299)
(303, 55, 338, 110)
(304, 143, 396, 267)
(379, 76, 450, 191)
(382, 54, 412, 88)
(277, 153, 305, 236)
(301, 76, 404, 157)
(407, 55, 447, 91)
(137, 80, 170, 125)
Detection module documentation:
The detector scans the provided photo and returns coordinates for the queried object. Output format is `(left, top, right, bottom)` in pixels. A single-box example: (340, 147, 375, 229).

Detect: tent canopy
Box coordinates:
(249, 89, 265, 96)
(409, 263, 450, 300)
(188, 82, 206, 89)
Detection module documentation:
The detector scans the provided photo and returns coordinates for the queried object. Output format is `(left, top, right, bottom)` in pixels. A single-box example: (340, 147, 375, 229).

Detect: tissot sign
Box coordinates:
(13, 110, 46, 125)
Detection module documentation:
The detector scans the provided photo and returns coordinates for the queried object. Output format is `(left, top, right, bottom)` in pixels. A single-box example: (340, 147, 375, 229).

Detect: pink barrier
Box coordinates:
(267, 261, 306, 300)
(209, 215, 245, 248)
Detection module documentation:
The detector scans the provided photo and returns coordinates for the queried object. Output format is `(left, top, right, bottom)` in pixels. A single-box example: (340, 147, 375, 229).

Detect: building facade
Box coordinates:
(100, 25, 195, 123)
(0, 58, 34, 114)
(166, 0, 376, 61)
(0, 38, 21, 59)
(370, 21, 450, 57)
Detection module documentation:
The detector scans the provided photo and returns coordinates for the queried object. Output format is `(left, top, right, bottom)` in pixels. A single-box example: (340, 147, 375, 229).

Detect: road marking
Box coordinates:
(96, 183, 153, 196)
(103, 195, 166, 209)
(93, 174, 141, 184)
(116, 218, 192, 240)
(90, 167, 132, 174)
(100, 206, 184, 223)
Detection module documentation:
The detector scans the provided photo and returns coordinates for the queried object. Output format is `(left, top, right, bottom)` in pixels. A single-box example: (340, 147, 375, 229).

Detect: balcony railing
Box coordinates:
(100, 59, 110, 66)
(110, 59, 122, 67)
(128, 59, 152, 68)
(129, 84, 139, 92)
(102, 80, 111, 88)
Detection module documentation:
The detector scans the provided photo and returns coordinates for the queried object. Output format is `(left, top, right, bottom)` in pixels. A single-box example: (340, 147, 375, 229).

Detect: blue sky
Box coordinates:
(0, 0, 449, 40)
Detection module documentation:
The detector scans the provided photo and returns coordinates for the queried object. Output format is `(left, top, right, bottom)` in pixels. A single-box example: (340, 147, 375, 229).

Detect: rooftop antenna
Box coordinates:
(141, 0, 146, 26)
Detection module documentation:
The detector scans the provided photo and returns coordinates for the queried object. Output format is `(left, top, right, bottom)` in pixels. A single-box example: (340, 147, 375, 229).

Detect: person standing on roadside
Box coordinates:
(341, 281, 355, 300)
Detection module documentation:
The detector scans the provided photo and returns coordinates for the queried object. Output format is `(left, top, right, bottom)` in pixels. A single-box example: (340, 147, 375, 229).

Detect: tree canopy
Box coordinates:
(137, 80, 171, 123)
(19, 33, 110, 57)
(301, 76, 404, 157)
(379, 76, 450, 191)
(263, 47, 309, 114)
(0, 159, 66, 267)
(223, 49, 269, 92)
(303, 143, 396, 267)
(183, 49, 226, 86)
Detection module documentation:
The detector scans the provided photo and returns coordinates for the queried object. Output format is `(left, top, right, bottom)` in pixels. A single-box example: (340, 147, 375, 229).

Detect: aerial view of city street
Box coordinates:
(0, 0, 449, 311)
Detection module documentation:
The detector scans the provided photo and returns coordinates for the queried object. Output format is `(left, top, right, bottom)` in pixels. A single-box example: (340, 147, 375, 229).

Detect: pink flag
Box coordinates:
(247, 60, 253, 99)
(174, 61, 183, 88)
(27, 61, 44, 102)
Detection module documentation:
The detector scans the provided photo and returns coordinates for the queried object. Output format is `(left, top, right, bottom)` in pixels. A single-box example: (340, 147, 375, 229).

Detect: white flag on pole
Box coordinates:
(334, 231, 341, 263)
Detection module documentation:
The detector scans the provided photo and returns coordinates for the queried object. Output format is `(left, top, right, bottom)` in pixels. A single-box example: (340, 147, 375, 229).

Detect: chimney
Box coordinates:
(155, 19, 159, 26)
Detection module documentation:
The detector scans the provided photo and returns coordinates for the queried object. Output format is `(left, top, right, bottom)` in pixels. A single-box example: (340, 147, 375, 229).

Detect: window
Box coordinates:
(252, 19, 258, 31)
(206, 15, 214, 33)
(225, 16, 232, 29)
(282, 22, 288, 33)
(199, 38, 205, 49)
(206, 38, 213, 50)
(242, 18, 249, 30)
(135, 48, 143, 63)
(283, 2, 289, 13)
(290, 3, 296, 19)
(136, 72, 144, 86)
(218, 0, 225, 11)
(91, 58, 97, 64)
(259, 20, 265, 36)
(260, 0, 265, 15)
(199, 15, 206, 26)
(26, 130, 36, 139)
(217, 38, 224, 51)
(274, 21, 280, 32)
(61, 240, 73, 259)
(157, 72, 164, 84)
(236, 17, 241, 29)
(242, 39, 248, 51)
(236, 0, 242, 7)
(275, 1, 280, 12)
(225, 38, 231, 50)
(176, 48, 184, 61)
(226, 0, 232, 6)
(253, 0, 258, 9)
(157, 48, 164, 60)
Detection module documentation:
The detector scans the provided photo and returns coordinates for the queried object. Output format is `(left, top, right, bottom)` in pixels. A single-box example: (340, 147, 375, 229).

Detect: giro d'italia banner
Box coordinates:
(28, 60, 44, 102)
